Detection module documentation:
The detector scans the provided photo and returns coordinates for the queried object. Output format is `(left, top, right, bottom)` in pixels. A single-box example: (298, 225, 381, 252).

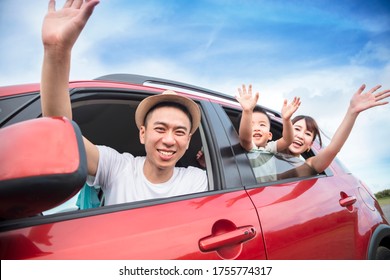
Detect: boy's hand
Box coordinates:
(196, 150, 206, 169)
(42, 0, 100, 50)
(236, 84, 259, 111)
(281, 97, 301, 121)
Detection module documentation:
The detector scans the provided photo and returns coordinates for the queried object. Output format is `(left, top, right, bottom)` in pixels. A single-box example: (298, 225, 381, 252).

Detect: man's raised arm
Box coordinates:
(40, 0, 100, 175)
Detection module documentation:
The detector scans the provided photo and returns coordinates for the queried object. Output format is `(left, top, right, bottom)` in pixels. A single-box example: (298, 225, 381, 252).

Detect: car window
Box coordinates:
(42, 92, 212, 215)
(71, 97, 207, 169)
(221, 105, 321, 184)
(0, 93, 38, 126)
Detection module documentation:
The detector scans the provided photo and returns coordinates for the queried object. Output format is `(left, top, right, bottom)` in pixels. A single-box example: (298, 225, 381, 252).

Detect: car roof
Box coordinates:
(0, 73, 281, 118)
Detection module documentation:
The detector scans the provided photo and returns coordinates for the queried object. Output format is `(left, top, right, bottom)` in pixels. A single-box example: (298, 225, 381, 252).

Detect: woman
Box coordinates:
(281, 84, 390, 175)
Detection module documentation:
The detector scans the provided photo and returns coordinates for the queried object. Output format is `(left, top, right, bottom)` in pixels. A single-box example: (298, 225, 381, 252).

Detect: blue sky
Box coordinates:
(1, 0, 389, 193)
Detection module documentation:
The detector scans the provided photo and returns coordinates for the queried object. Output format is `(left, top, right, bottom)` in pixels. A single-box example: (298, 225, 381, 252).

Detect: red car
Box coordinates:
(1, 74, 389, 259)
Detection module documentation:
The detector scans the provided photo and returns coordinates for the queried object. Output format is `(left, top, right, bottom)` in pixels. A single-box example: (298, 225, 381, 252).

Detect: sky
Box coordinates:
(0, 0, 389, 193)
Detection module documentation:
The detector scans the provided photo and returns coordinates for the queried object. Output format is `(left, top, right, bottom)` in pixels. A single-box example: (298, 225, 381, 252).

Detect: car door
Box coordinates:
(246, 174, 364, 259)
(0, 91, 266, 260)
(215, 103, 367, 260)
(1, 191, 264, 259)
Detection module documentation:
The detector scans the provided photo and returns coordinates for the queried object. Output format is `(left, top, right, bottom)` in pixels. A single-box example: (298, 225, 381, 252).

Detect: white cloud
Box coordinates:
(350, 41, 390, 65)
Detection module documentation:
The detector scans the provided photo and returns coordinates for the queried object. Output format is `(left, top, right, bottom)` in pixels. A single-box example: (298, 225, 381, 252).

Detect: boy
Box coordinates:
(236, 84, 300, 182)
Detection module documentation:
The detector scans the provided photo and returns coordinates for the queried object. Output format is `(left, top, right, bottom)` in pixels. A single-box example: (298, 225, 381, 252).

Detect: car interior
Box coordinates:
(63, 97, 208, 211)
(72, 99, 205, 169)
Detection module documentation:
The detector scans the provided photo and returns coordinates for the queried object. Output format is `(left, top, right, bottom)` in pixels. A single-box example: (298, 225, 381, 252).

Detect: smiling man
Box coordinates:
(85, 91, 207, 205)
(40, 0, 207, 205)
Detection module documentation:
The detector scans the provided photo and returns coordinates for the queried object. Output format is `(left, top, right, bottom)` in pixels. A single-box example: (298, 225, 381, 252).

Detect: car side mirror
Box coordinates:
(0, 117, 87, 220)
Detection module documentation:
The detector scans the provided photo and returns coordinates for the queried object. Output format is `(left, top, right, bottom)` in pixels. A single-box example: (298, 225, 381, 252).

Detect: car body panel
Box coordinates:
(247, 175, 370, 259)
(0, 191, 266, 260)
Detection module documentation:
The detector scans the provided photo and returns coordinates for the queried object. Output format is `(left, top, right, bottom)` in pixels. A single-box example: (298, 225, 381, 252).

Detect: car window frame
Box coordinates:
(217, 103, 335, 188)
(0, 93, 41, 128)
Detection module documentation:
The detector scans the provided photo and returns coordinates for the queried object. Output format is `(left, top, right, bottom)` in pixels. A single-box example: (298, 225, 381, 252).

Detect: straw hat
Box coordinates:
(135, 90, 201, 135)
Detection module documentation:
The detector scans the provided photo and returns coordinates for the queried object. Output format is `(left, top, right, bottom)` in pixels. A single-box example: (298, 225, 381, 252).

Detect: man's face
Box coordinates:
(139, 106, 192, 172)
(252, 112, 272, 148)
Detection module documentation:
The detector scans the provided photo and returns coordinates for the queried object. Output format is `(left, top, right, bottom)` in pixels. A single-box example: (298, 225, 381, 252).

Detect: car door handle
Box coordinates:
(339, 196, 357, 207)
(199, 226, 256, 252)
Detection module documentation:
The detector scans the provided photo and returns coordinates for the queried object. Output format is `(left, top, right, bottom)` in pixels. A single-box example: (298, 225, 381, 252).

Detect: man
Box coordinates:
(40, 0, 207, 205)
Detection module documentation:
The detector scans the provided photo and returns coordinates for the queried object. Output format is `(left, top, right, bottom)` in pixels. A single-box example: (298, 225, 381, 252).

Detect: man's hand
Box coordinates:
(42, 0, 100, 50)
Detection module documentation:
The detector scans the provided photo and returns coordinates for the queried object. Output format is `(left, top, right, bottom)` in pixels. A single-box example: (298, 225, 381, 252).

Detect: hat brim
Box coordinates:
(135, 93, 201, 135)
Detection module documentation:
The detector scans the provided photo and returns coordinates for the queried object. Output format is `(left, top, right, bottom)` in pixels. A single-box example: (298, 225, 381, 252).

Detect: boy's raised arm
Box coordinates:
(40, 0, 100, 175)
(236, 84, 259, 151)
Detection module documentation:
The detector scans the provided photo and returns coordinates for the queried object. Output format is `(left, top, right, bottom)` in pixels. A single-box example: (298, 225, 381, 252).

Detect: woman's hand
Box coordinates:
(281, 96, 301, 121)
(349, 84, 390, 115)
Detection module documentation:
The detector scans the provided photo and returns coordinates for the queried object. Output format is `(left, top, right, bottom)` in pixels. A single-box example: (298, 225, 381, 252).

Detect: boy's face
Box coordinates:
(252, 112, 272, 148)
(139, 106, 192, 173)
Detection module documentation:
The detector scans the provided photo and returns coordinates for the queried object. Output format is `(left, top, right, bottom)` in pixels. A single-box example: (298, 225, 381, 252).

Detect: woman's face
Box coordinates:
(289, 118, 315, 156)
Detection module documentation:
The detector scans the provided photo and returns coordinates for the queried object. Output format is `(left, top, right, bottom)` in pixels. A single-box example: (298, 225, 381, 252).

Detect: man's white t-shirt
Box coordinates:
(88, 145, 208, 205)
